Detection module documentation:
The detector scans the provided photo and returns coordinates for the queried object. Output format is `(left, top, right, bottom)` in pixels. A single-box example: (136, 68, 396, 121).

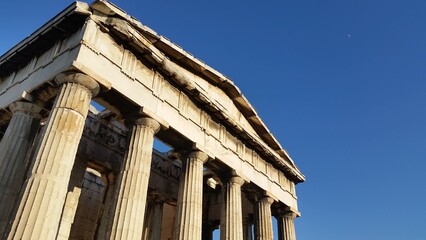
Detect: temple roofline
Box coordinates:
(0, 2, 91, 71)
(90, 0, 305, 182)
(0, 0, 305, 183)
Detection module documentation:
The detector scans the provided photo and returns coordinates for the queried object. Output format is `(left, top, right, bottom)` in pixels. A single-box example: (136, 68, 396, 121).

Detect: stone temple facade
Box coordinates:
(0, 1, 305, 240)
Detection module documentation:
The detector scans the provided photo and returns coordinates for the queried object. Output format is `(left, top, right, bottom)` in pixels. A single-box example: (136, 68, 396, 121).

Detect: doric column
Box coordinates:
(109, 117, 160, 240)
(220, 174, 245, 240)
(6, 72, 99, 240)
(277, 211, 297, 240)
(142, 196, 164, 240)
(57, 158, 87, 240)
(173, 151, 209, 240)
(97, 173, 117, 240)
(56, 187, 81, 240)
(0, 102, 41, 235)
(254, 195, 274, 240)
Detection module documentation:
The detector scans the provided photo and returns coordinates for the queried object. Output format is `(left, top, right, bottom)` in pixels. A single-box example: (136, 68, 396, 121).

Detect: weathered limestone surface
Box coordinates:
(57, 187, 82, 240)
(109, 117, 160, 240)
(57, 158, 86, 240)
(0, 2, 305, 239)
(6, 73, 99, 240)
(161, 203, 177, 240)
(254, 196, 274, 240)
(76, 16, 300, 209)
(173, 151, 208, 240)
(277, 212, 297, 240)
(0, 102, 41, 236)
(142, 197, 164, 240)
(96, 174, 117, 240)
(220, 175, 245, 240)
(70, 168, 106, 240)
(0, 24, 86, 110)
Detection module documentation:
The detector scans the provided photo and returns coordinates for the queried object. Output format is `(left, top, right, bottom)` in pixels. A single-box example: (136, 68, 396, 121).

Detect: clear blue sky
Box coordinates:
(1, 1, 426, 239)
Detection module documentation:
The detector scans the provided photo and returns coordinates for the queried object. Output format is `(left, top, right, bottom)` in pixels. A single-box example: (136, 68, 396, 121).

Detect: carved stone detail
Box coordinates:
(83, 114, 127, 154)
(7, 77, 96, 240)
(254, 196, 275, 240)
(220, 174, 245, 240)
(0, 102, 41, 236)
(151, 152, 181, 180)
(173, 150, 209, 240)
(109, 117, 160, 240)
(277, 211, 297, 240)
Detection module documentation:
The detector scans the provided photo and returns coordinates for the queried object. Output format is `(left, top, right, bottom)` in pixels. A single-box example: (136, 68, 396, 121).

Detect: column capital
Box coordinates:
(188, 150, 209, 163)
(134, 117, 161, 134)
(277, 207, 300, 218)
(110, 114, 159, 239)
(218, 170, 247, 187)
(54, 72, 100, 96)
(174, 150, 206, 239)
(254, 193, 274, 239)
(6, 78, 95, 239)
(230, 175, 245, 186)
(258, 195, 275, 205)
(282, 211, 298, 219)
(0, 102, 42, 236)
(279, 211, 299, 219)
(9, 101, 42, 117)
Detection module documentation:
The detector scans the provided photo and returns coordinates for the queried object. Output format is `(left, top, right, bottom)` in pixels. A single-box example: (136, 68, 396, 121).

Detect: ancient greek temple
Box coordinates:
(0, 1, 305, 239)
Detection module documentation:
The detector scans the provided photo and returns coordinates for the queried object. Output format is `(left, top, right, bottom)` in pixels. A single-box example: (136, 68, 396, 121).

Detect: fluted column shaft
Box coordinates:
(254, 196, 274, 240)
(56, 187, 81, 240)
(277, 212, 297, 240)
(0, 102, 41, 235)
(96, 173, 116, 240)
(6, 72, 99, 240)
(221, 175, 245, 240)
(142, 197, 164, 240)
(173, 151, 209, 240)
(57, 159, 87, 240)
(109, 117, 160, 240)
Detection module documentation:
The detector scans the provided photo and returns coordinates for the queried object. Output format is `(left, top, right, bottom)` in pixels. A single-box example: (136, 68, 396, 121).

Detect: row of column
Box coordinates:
(253, 196, 298, 240)
(0, 71, 297, 240)
(0, 72, 100, 239)
(141, 179, 298, 240)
